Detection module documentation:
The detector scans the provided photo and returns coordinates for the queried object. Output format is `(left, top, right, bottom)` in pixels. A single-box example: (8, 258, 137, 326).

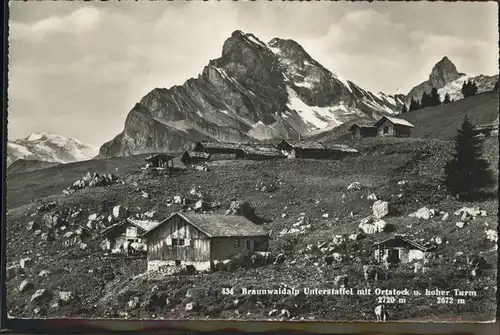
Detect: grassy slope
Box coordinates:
(6, 134, 498, 321)
(7, 159, 62, 175)
(311, 91, 499, 142)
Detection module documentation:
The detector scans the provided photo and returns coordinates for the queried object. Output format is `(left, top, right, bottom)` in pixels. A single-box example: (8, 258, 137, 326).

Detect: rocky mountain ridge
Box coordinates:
(98, 30, 405, 157)
(406, 56, 498, 104)
(7, 133, 98, 167)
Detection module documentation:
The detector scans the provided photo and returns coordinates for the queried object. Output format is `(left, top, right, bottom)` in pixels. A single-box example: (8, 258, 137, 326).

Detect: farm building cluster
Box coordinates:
(349, 116, 415, 139)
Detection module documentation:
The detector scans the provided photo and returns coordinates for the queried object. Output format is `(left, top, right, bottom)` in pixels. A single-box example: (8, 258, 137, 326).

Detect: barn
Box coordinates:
(276, 140, 359, 159)
(373, 116, 415, 137)
(373, 235, 435, 265)
(101, 218, 160, 254)
(349, 124, 378, 139)
(181, 151, 210, 165)
(142, 212, 270, 272)
(192, 141, 246, 160)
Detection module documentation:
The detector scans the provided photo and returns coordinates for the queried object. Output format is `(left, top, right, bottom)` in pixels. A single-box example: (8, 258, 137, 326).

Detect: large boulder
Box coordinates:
(19, 280, 33, 292)
(372, 201, 390, 219)
(58, 291, 75, 304)
(347, 182, 361, 190)
(409, 207, 434, 220)
(31, 289, 52, 304)
(374, 220, 387, 232)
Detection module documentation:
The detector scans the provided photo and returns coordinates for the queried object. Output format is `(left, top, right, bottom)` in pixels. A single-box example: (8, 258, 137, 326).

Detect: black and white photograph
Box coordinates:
(5, 0, 499, 322)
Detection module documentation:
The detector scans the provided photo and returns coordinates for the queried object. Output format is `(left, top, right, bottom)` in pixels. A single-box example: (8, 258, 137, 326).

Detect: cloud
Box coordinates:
(10, 7, 101, 41)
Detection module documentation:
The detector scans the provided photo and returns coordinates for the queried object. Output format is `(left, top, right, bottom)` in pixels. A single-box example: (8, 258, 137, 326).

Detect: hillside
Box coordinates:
(6, 136, 498, 321)
(98, 30, 404, 157)
(311, 91, 499, 142)
(7, 159, 62, 175)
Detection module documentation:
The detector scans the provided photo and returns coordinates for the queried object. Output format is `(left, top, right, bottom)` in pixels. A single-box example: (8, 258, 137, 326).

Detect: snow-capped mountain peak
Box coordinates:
(7, 133, 98, 167)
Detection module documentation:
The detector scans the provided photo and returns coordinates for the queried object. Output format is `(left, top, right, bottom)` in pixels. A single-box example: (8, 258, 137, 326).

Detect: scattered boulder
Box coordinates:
(58, 291, 74, 304)
(347, 182, 361, 190)
(409, 207, 434, 220)
(88, 213, 98, 221)
(349, 232, 364, 241)
(36, 202, 57, 212)
(26, 221, 36, 231)
(367, 193, 377, 201)
(485, 229, 498, 243)
(173, 196, 182, 204)
(322, 213, 329, 218)
(397, 180, 407, 185)
(34, 230, 42, 237)
(19, 280, 33, 292)
(185, 302, 195, 311)
(38, 270, 50, 277)
(455, 222, 465, 229)
(20, 258, 33, 269)
(441, 213, 449, 222)
(128, 296, 140, 309)
(454, 207, 482, 217)
(30, 289, 52, 304)
(374, 220, 387, 232)
(269, 309, 279, 316)
(7, 265, 21, 279)
(372, 201, 390, 219)
(67, 172, 121, 192)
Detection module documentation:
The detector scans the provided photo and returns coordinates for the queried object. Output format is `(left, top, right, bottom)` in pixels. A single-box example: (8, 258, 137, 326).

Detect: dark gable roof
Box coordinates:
(183, 151, 210, 159)
(142, 212, 269, 238)
(242, 146, 284, 157)
(349, 123, 377, 131)
(196, 141, 246, 150)
(101, 219, 161, 237)
(374, 116, 415, 128)
(373, 235, 432, 252)
(280, 140, 358, 153)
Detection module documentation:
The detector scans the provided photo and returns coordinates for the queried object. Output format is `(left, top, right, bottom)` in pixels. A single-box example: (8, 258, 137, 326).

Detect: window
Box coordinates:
(172, 238, 185, 246)
(234, 239, 240, 248)
(383, 126, 389, 134)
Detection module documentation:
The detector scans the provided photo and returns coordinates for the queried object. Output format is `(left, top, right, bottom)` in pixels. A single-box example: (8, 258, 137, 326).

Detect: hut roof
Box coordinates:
(242, 146, 284, 157)
(142, 212, 269, 238)
(374, 116, 415, 128)
(183, 151, 210, 159)
(373, 235, 432, 252)
(126, 218, 161, 232)
(349, 123, 378, 130)
(280, 140, 358, 153)
(195, 141, 245, 150)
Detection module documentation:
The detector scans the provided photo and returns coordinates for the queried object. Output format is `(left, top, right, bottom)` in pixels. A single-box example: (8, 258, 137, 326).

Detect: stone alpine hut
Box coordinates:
(373, 235, 435, 265)
(276, 140, 359, 159)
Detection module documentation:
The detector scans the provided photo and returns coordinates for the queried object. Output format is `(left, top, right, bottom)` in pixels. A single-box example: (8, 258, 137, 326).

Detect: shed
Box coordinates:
(373, 116, 415, 137)
(193, 141, 246, 160)
(101, 218, 161, 253)
(145, 154, 176, 169)
(141, 212, 270, 272)
(373, 235, 435, 264)
(349, 124, 378, 139)
(276, 140, 359, 159)
(181, 151, 210, 166)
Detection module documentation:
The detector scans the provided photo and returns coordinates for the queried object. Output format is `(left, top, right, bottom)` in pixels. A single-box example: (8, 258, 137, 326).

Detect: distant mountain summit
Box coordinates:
(407, 56, 498, 104)
(98, 30, 405, 157)
(7, 133, 98, 167)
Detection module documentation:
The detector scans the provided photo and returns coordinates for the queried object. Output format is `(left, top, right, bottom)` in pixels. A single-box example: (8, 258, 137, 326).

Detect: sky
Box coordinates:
(8, 1, 499, 147)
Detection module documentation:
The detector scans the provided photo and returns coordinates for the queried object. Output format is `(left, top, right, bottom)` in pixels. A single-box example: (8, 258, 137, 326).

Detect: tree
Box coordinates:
(444, 115, 493, 200)
(401, 104, 408, 114)
(443, 93, 451, 104)
(409, 98, 420, 111)
(420, 91, 431, 108)
(429, 87, 441, 106)
(461, 79, 478, 98)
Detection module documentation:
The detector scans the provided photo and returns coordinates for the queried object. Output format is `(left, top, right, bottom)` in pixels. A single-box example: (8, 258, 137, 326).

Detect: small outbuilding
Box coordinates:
(240, 146, 285, 160)
(276, 140, 359, 159)
(142, 212, 270, 272)
(373, 235, 435, 265)
(373, 116, 415, 137)
(101, 218, 160, 254)
(192, 141, 246, 160)
(349, 124, 378, 139)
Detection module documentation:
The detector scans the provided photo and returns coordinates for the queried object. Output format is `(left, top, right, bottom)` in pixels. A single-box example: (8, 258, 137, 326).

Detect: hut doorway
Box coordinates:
(387, 249, 400, 264)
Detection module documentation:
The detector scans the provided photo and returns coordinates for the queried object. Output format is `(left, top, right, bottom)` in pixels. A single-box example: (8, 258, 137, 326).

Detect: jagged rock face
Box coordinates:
(429, 56, 462, 88)
(99, 30, 404, 157)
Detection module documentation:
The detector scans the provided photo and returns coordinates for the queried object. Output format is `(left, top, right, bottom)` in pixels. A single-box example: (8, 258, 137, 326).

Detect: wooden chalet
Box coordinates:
(193, 141, 246, 160)
(145, 154, 176, 169)
(101, 218, 160, 253)
(349, 123, 378, 139)
(373, 235, 435, 265)
(141, 212, 270, 272)
(276, 140, 359, 159)
(373, 116, 415, 137)
(181, 151, 210, 165)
